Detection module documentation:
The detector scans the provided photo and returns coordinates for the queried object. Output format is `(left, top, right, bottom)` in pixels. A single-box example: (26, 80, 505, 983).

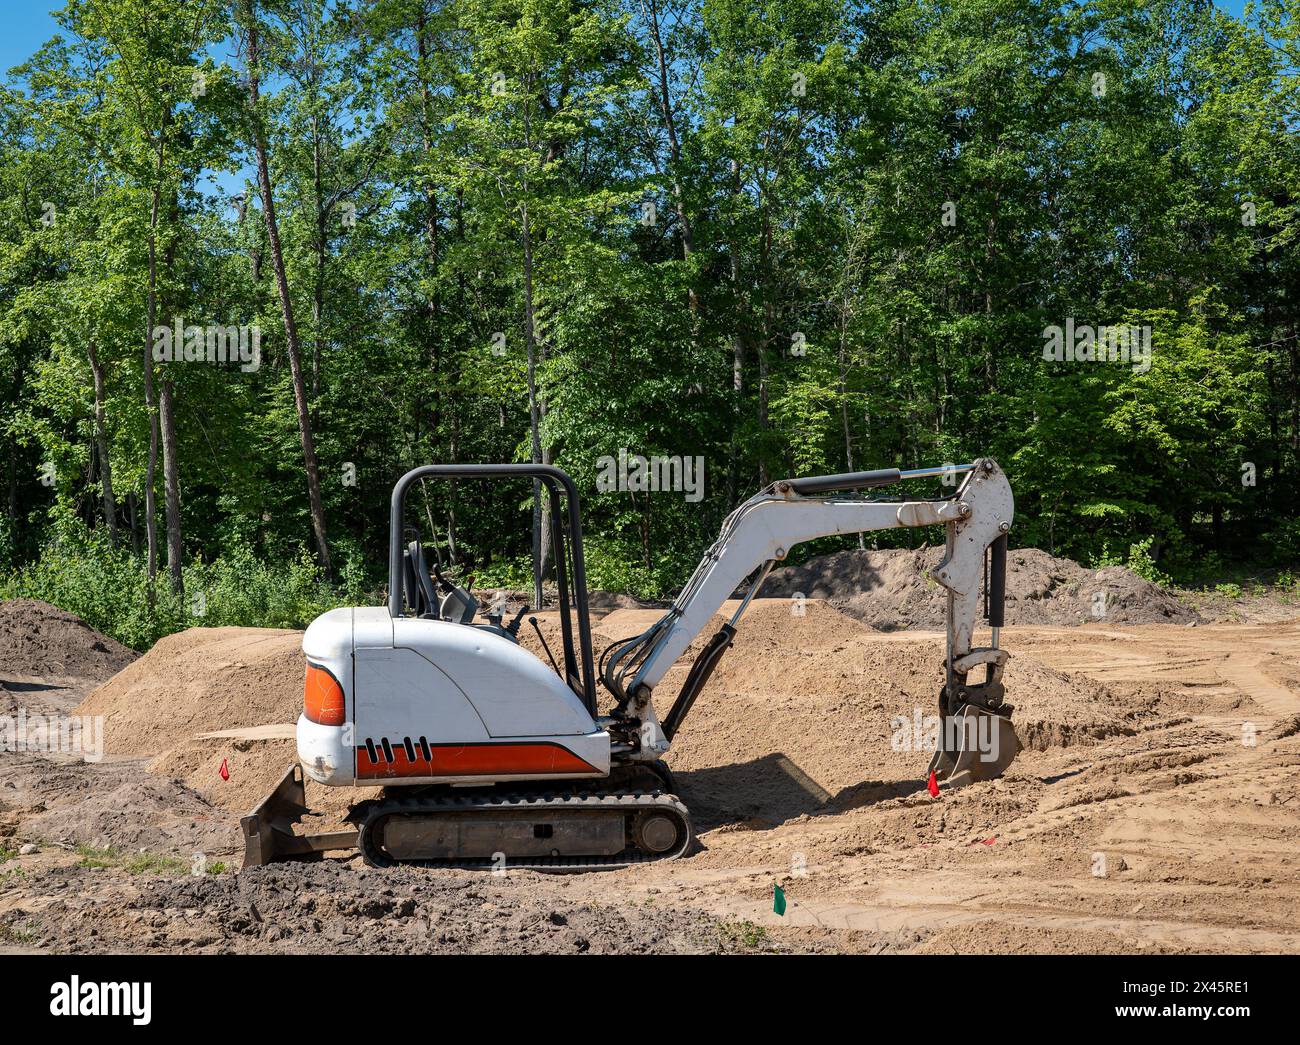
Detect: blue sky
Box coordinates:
(0, 0, 1258, 79)
(0, 3, 63, 76)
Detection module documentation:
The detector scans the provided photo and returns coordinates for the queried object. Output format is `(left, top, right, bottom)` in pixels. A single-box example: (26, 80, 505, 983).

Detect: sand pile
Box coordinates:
(759, 547, 1197, 628)
(0, 599, 138, 681)
(73, 626, 376, 818)
(77, 627, 303, 757)
(19, 771, 239, 856)
(651, 599, 1156, 825)
(145, 728, 375, 823)
(588, 590, 667, 615)
(531, 598, 1154, 828)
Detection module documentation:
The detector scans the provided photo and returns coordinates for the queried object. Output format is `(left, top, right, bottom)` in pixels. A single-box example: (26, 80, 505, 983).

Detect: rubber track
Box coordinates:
(357, 790, 693, 872)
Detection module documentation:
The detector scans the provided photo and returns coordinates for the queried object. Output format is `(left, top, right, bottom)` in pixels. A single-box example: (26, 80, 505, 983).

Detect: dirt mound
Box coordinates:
(658, 611, 1157, 828)
(20, 773, 239, 856)
(0, 599, 138, 681)
(4, 751, 239, 857)
(587, 590, 667, 616)
(760, 547, 1198, 628)
(915, 921, 1182, 955)
(146, 729, 377, 821)
(76, 627, 302, 758)
(69, 626, 377, 818)
(69, 601, 1162, 835)
(531, 596, 1150, 829)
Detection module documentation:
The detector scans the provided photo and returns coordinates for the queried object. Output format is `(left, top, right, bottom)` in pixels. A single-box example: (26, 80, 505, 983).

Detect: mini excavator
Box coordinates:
(242, 459, 1018, 870)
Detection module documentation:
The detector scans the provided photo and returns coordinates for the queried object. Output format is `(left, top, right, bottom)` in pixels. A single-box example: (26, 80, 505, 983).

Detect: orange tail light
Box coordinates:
(304, 662, 346, 726)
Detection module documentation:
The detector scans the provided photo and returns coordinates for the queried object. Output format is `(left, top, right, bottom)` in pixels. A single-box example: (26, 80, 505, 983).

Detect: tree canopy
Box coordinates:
(1, 0, 1296, 644)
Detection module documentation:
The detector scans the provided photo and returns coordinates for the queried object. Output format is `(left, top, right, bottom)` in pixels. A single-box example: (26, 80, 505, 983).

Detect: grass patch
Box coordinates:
(718, 919, 769, 950)
(0, 920, 37, 944)
(0, 845, 17, 864)
(75, 844, 187, 876)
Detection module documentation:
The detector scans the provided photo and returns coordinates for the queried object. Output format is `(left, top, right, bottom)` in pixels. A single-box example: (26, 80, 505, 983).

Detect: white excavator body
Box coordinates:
(297, 607, 609, 789)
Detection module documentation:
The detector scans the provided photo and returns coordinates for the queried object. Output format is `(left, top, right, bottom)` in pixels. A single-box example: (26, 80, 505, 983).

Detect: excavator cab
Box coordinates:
(391, 465, 600, 713)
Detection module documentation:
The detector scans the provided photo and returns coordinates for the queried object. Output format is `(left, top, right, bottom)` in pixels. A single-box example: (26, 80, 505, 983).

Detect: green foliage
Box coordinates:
(718, 918, 769, 950)
(0, 920, 36, 944)
(0, 523, 363, 650)
(1124, 537, 1174, 588)
(581, 537, 698, 601)
(0, 0, 1296, 618)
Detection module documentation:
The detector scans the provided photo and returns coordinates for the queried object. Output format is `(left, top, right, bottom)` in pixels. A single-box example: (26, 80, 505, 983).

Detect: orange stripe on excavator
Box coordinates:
(355, 741, 597, 780)
(304, 662, 346, 726)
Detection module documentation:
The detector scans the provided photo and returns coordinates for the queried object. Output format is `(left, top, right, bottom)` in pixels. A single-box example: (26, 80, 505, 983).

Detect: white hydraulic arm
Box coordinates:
(600, 458, 1014, 757)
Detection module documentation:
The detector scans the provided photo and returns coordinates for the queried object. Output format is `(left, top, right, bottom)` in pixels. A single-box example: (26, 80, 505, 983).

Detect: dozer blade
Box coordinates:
(927, 706, 1020, 789)
(240, 763, 359, 868)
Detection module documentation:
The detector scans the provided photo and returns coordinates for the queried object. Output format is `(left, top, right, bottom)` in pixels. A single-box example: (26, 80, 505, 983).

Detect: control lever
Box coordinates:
(529, 617, 561, 678)
(505, 604, 529, 637)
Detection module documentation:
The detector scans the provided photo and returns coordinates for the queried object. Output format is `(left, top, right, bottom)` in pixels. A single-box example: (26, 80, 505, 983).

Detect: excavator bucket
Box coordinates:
(927, 706, 1020, 789)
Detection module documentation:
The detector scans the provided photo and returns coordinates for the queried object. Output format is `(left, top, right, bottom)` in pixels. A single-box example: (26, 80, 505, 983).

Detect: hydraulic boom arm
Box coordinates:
(601, 458, 1016, 782)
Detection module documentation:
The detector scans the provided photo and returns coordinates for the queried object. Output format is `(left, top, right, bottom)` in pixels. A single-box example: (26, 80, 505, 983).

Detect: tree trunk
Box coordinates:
(243, 0, 332, 576)
(522, 197, 548, 609)
(159, 375, 184, 597)
(312, 121, 324, 401)
(727, 155, 744, 505)
(159, 211, 184, 598)
(836, 299, 864, 550)
(757, 206, 773, 486)
(641, 0, 696, 314)
(142, 175, 163, 596)
(86, 338, 117, 543)
(521, 79, 552, 608)
(127, 492, 141, 556)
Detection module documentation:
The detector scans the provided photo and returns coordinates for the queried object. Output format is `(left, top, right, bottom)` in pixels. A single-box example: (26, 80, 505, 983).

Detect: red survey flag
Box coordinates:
(219, 758, 230, 781)
(926, 770, 940, 798)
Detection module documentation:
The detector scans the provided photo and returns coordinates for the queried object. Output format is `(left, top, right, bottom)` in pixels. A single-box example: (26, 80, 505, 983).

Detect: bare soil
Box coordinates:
(0, 599, 137, 681)
(760, 547, 1200, 627)
(3, 591, 1298, 955)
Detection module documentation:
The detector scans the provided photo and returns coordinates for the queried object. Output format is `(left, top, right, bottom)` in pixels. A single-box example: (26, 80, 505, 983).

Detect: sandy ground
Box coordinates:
(2, 598, 1298, 954)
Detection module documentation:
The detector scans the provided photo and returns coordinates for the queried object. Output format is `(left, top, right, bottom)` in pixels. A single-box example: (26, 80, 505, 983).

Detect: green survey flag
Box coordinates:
(773, 883, 786, 916)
